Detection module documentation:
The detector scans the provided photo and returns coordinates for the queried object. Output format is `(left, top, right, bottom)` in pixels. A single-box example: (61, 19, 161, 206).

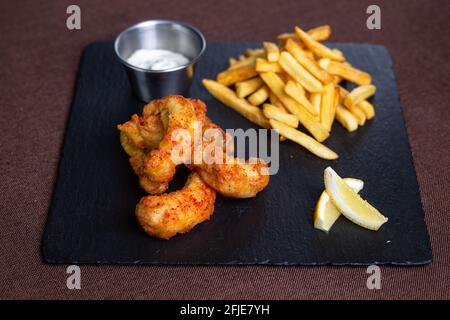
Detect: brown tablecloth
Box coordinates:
(0, 0, 448, 299)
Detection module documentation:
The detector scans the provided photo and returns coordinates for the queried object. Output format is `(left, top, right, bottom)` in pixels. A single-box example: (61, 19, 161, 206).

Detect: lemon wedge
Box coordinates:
(314, 178, 364, 232)
(324, 167, 388, 231)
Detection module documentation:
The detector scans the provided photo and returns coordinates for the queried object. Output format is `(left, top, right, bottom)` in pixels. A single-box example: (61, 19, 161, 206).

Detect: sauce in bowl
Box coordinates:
(127, 49, 190, 71)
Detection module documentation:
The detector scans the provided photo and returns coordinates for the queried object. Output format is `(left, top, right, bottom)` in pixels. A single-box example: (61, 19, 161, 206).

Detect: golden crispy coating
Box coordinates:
(129, 150, 169, 194)
(142, 96, 202, 184)
(196, 157, 270, 198)
(192, 99, 269, 198)
(118, 96, 270, 198)
(117, 114, 164, 156)
(136, 172, 216, 239)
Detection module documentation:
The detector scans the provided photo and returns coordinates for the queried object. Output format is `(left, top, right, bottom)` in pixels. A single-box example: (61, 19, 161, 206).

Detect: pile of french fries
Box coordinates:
(202, 25, 377, 160)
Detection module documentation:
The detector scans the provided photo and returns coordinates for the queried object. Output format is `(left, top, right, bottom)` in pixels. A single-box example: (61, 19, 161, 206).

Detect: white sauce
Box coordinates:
(126, 49, 190, 70)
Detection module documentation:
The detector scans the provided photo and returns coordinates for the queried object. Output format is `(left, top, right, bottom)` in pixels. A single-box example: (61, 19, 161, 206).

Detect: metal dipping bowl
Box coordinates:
(114, 20, 206, 102)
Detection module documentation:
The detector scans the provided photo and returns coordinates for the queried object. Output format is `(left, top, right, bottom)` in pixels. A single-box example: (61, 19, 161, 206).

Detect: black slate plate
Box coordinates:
(42, 42, 432, 265)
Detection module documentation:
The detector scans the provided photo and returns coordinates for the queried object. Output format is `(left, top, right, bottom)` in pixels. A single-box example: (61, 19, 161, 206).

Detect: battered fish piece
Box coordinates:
(117, 114, 165, 156)
(142, 96, 201, 184)
(136, 172, 216, 239)
(129, 150, 169, 194)
(118, 96, 270, 198)
(193, 100, 269, 198)
(196, 157, 270, 198)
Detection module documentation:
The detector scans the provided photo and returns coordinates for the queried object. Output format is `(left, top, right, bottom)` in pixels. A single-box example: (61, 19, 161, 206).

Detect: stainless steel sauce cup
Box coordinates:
(114, 20, 206, 102)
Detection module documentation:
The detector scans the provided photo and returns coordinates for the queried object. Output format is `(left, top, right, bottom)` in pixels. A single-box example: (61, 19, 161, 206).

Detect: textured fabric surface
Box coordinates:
(0, 0, 448, 299)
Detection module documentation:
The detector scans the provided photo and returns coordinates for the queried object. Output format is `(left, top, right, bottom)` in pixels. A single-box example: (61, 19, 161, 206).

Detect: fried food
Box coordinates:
(118, 114, 164, 156)
(339, 86, 371, 125)
(344, 85, 376, 108)
(192, 111, 270, 198)
(202, 79, 270, 128)
(119, 95, 270, 199)
(269, 91, 288, 112)
(255, 58, 284, 73)
(295, 26, 345, 61)
(277, 25, 331, 46)
(263, 103, 299, 128)
(358, 100, 375, 119)
(323, 60, 372, 85)
(320, 82, 335, 131)
(129, 149, 169, 194)
(136, 172, 216, 239)
(248, 85, 270, 106)
(260, 72, 329, 142)
(335, 105, 358, 132)
(202, 24, 379, 160)
(309, 92, 322, 117)
(279, 51, 323, 93)
(306, 25, 332, 41)
(244, 48, 265, 57)
(235, 77, 264, 98)
(141, 96, 200, 188)
(284, 80, 317, 116)
(270, 119, 338, 160)
(284, 38, 333, 84)
(217, 65, 258, 85)
(228, 55, 257, 70)
(263, 42, 280, 62)
(196, 157, 270, 198)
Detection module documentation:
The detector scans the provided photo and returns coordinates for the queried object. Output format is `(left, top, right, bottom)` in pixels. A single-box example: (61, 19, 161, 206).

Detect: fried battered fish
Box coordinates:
(118, 96, 270, 198)
(136, 172, 216, 239)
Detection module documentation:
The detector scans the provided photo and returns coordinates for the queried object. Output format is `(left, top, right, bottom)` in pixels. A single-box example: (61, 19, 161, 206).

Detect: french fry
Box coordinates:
(269, 92, 288, 112)
(279, 51, 323, 93)
(344, 85, 376, 108)
(306, 25, 332, 41)
(248, 85, 270, 106)
(263, 42, 280, 62)
(212, 23, 379, 156)
(351, 105, 367, 125)
(332, 75, 342, 85)
(202, 79, 270, 128)
(335, 105, 358, 132)
(304, 50, 315, 60)
(295, 26, 345, 61)
(284, 80, 305, 96)
(320, 83, 335, 131)
(325, 61, 372, 85)
(285, 38, 334, 84)
(235, 77, 264, 98)
(318, 58, 330, 69)
(260, 72, 329, 142)
(264, 101, 289, 141)
(244, 48, 265, 57)
(284, 80, 318, 116)
(333, 86, 340, 109)
(292, 80, 305, 95)
(329, 86, 340, 129)
(217, 66, 258, 85)
(277, 25, 331, 47)
(358, 100, 375, 119)
(277, 32, 299, 46)
(278, 72, 291, 83)
(309, 92, 322, 117)
(339, 86, 367, 125)
(255, 58, 283, 72)
(270, 119, 338, 160)
(228, 55, 257, 70)
(331, 48, 344, 57)
(263, 104, 299, 128)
